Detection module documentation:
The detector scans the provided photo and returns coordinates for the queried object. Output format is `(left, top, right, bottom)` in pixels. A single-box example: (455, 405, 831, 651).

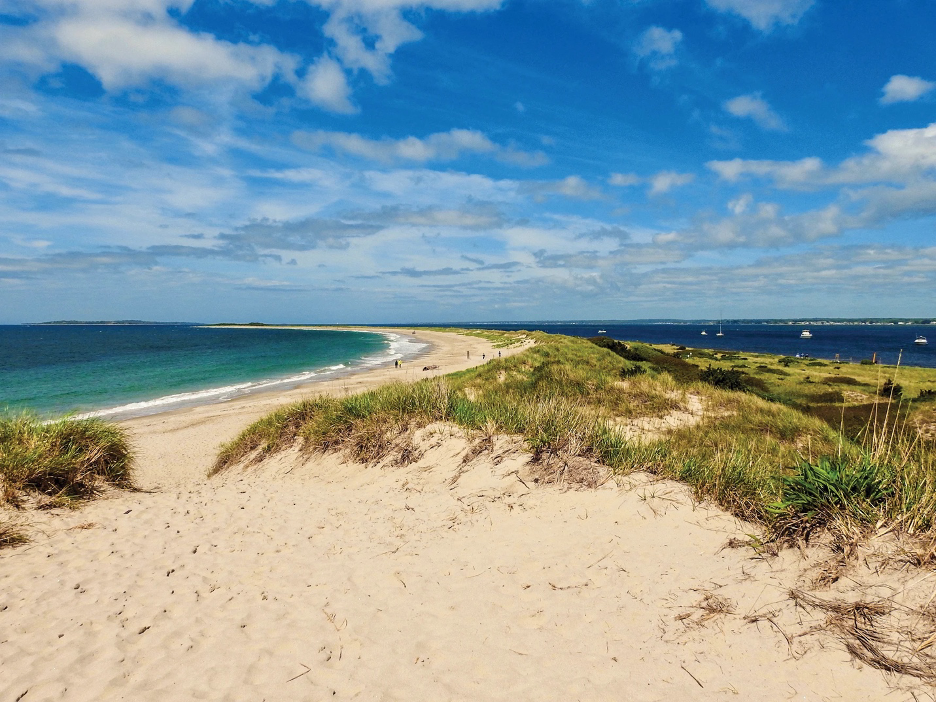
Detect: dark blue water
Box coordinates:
(455, 323, 936, 368)
(0, 325, 424, 418)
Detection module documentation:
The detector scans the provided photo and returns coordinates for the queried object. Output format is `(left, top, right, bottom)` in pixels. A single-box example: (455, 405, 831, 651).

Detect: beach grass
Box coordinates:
(0, 414, 133, 508)
(421, 327, 530, 348)
(0, 517, 27, 548)
(212, 330, 936, 536)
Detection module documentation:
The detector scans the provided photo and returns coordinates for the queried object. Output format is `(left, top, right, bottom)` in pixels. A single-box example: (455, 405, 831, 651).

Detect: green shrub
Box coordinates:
(587, 336, 643, 362)
(699, 365, 747, 392)
(881, 379, 903, 398)
(620, 364, 647, 379)
(822, 375, 861, 385)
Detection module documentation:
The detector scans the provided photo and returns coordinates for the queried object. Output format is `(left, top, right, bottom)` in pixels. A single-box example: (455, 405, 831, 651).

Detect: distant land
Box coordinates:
(31, 320, 199, 326)
(208, 318, 936, 327)
(27, 317, 936, 327)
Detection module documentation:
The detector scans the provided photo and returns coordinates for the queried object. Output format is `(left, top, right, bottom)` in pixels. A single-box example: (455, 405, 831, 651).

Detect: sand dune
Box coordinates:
(0, 330, 926, 700)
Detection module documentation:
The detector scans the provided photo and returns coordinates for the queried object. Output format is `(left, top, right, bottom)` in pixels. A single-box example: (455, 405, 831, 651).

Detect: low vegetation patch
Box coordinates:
(212, 331, 936, 538)
(0, 517, 27, 549)
(0, 414, 133, 508)
(423, 327, 528, 348)
(699, 366, 747, 392)
(822, 375, 862, 385)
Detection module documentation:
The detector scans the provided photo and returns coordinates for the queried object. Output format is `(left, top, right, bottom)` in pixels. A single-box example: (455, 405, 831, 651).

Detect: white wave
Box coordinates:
(75, 330, 428, 420)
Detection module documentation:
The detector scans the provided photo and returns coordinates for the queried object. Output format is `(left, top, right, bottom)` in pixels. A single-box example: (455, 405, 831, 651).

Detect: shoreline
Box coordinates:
(118, 328, 527, 489)
(73, 327, 429, 422)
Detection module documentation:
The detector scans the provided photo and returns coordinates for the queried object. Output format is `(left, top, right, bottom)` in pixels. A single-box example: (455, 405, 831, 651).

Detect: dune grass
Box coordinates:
(0, 414, 133, 508)
(0, 517, 27, 548)
(210, 331, 936, 536)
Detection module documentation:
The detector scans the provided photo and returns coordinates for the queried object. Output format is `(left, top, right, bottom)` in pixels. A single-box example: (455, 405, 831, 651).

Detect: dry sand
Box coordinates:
(0, 329, 928, 700)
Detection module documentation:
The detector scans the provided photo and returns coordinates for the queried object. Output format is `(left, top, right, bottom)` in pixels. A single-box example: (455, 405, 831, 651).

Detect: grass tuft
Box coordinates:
(0, 517, 27, 548)
(0, 413, 133, 506)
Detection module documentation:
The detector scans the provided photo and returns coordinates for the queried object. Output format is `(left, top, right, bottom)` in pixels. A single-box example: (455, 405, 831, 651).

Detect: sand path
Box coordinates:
(0, 330, 918, 700)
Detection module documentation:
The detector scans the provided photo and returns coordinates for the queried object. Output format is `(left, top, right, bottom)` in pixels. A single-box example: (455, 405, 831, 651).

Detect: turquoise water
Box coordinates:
(0, 325, 425, 419)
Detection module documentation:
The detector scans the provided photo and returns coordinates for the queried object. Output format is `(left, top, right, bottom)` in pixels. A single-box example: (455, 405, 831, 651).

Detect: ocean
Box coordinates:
(0, 325, 426, 419)
(453, 322, 936, 368)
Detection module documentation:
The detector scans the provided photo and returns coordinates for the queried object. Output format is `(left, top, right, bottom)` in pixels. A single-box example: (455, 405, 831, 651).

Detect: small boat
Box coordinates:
(916, 336, 929, 345)
(716, 323, 724, 337)
(700, 330, 707, 336)
(800, 329, 813, 338)
(597, 329, 607, 334)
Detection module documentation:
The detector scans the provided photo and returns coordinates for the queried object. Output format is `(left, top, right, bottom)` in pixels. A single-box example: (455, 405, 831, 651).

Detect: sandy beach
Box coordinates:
(0, 329, 927, 700)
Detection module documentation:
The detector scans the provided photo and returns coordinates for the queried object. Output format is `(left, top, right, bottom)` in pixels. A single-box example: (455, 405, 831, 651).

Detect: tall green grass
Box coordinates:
(0, 414, 133, 506)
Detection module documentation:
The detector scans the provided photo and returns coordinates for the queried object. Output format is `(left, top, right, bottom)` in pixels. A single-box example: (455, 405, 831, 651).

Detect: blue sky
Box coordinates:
(1, 0, 935, 323)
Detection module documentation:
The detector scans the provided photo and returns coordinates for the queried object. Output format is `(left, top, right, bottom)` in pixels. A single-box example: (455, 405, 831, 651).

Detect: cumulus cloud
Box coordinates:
(723, 93, 787, 131)
(880, 74, 935, 105)
(0, 0, 505, 111)
(633, 26, 682, 70)
(293, 128, 546, 166)
(608, 172, 641, 187)
(300, 56, 356, 114)
(708, 122, 936, 188)
(520, 175, 604, 201)
(1, 1, 292, 92)
(648, 171, 694, 195)
(704, 0, 814, 31)
(707, 157, 822, 186)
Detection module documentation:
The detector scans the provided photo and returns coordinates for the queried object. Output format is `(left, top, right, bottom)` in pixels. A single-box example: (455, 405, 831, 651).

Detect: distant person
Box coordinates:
(498, 351, 501, 358)
(467, 351, 470, 359)
(482, 353, 485, 360)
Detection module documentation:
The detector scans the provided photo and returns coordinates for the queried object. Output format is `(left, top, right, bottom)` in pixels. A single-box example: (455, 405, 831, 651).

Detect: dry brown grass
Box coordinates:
(790, 589, 936, 683)
(0, 516, 27, 548)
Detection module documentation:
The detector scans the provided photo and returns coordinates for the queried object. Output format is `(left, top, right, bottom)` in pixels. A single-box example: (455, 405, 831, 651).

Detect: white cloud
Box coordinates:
(633, 26, 682, 70)
(292, 128, 546, 166)
(661, 200, 846, 249)
(648, 171, 694, 195)
(708, 157, 822, 186)
(0, 0, 506, 111)
(51, 16, 289, 90)
(300, 56, 357, 114)
(723, 93, 787, 131)
(308, 0, 503, 87)
(880, 74, 935, 105)
(708, 122, 936, 188)
(727, 193, 753, 214)
(521, 176, 604, 201)
(608, 173, 641, 187)
(704, 0, 814, 31)
(514, 101, 525, 113)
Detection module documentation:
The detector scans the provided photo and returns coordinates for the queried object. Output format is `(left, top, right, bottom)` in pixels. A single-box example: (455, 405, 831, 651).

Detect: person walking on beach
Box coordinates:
(467, 351, 470, 359)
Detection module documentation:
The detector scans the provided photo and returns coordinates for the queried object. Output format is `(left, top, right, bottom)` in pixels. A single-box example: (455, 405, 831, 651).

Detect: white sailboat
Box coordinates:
(716, 323, 724, 337)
